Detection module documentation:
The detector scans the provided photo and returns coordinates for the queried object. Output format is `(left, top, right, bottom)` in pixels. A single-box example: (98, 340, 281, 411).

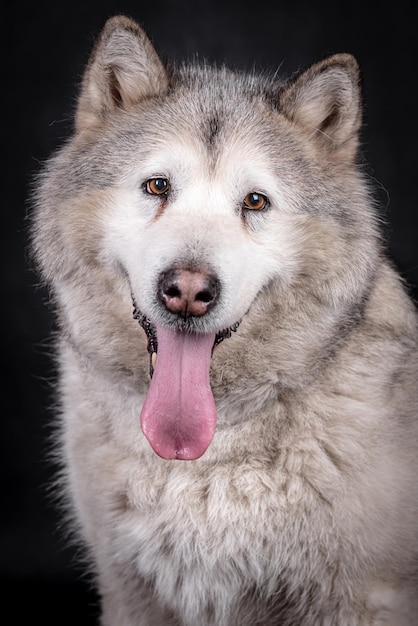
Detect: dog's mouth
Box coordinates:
(132, 300, 240, 461)
(133, 304, 240, 378)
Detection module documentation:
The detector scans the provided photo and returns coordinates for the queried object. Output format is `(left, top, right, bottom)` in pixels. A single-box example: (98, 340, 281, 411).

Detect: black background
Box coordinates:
(2, 1, 417, 622)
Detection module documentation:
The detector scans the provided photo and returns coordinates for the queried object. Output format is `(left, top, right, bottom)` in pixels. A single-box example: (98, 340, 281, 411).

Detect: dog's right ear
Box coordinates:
(75, 15, 168, 133)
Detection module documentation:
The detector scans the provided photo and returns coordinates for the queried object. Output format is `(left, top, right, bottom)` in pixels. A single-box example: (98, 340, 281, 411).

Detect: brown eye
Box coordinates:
(145, 177, 170, 196)
(243, 192, 268, 211)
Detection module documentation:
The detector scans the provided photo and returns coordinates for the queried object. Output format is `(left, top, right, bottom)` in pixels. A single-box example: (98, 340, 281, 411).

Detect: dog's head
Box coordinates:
(32, 16, 379, 460)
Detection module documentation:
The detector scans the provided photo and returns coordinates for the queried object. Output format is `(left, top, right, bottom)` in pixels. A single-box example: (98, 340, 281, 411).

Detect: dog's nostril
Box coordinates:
(165, 285, 181, 298)
(196, 289, 214, 304)
(158, 268, 219, 317)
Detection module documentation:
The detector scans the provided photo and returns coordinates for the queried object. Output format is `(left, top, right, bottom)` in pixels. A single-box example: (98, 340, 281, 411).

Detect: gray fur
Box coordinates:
(31, 15, 418, 625)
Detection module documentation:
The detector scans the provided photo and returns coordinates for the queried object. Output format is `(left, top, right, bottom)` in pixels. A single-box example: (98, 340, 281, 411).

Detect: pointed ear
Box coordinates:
(279, 54, 362, 162)
(75, 15, 168, 132)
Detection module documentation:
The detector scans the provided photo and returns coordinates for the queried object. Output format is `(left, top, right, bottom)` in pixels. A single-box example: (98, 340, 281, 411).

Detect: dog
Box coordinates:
(31, 14, 418, 625)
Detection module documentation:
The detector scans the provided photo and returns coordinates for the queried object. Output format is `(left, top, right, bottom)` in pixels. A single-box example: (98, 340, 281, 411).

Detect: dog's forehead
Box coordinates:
(143, 65, 282, 148)
(138, 93, 283, 175)
(138, 115, 279, 187)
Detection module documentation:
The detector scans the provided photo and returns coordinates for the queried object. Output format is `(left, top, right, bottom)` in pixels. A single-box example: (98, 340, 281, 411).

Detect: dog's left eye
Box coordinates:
(242, 192, 268, 211)
(144, 177, 170, 196)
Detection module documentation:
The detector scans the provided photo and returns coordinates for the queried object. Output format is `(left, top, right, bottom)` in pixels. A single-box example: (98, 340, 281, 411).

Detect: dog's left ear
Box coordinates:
(279, 54, 361, 163)
(75, 15, 168, 132)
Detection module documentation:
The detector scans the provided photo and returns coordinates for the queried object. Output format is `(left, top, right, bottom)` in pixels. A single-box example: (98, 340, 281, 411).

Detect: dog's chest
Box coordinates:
(109, 412, 344, 562)
(115, 456, 336, 610)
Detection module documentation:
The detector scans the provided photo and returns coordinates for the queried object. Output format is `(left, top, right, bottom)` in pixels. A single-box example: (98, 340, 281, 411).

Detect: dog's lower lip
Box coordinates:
(132, 300, 240, 377)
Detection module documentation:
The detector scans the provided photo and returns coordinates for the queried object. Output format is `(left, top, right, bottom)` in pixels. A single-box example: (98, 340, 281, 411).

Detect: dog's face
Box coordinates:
(101, 99, 303, 337)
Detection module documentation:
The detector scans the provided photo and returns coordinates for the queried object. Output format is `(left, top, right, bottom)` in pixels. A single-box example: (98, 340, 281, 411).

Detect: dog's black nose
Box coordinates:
(158, 267, 220, 317)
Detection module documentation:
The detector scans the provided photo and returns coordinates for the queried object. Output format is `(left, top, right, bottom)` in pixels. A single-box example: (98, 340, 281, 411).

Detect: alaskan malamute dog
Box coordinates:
(31, 15, 418, 625)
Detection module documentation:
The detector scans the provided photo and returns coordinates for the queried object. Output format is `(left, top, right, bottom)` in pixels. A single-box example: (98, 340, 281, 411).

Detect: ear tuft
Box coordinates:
(75, 15, 168, 132)
(279, 53, 362, 162)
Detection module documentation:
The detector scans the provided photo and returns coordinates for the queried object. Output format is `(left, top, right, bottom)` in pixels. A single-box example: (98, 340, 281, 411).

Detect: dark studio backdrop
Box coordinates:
(2, 1, 417, 622)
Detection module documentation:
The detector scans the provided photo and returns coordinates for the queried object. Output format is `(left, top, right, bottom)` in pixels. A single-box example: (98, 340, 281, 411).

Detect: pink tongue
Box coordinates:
(140, 325, 217, 460)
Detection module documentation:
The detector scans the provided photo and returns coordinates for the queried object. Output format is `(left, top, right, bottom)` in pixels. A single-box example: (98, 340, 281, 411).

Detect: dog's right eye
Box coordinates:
(144, 177, 170, 196)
